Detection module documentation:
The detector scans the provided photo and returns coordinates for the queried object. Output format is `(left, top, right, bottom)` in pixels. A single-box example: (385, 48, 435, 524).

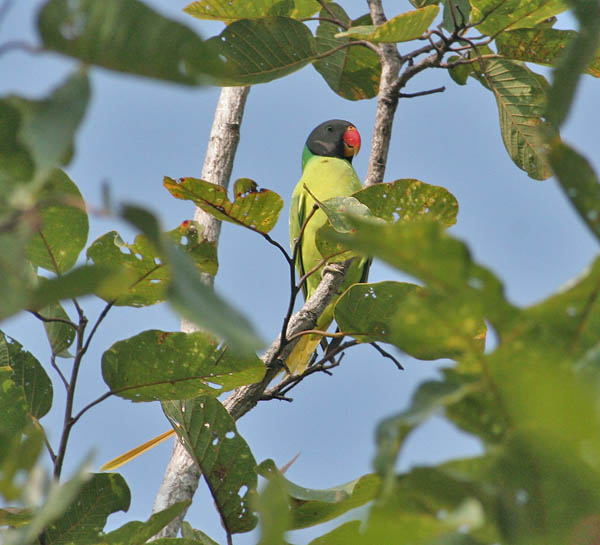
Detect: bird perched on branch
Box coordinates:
(100, 119, 367, 471)
(286, 119, 368, 374)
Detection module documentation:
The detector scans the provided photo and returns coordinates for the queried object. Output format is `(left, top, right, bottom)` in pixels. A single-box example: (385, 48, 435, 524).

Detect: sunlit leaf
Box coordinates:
(545, 0, 600, 128)
(25, 169, 88, 274)
(2, 332, 53, 420)
(258, 460, 381, 530)
(41, 473, 130, 544)
(474, 59, 552, 180)
(102, 329, 265, 402)
(184, 0, 294, 22)
(496, 28, 600, 78)
(313, 5, 381, 100)
(163, 396, 258, 534)
(9, 71, 90, 174)
(205, 16, 317, 85)
(164, 177, 283, 234)
(38, 0, 220, 85)
(100, 501, 191, 545)
(307, 521, 362, 545)
(0, 508, 33, 528)
(336, 5, 439, 43)
(470, 0, 568, 36)
(353, 179, 459, 226)
(548, 140, 600, 243)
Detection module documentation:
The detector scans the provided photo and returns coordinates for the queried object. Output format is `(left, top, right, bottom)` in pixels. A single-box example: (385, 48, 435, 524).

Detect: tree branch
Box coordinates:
(151, 85, 250, 539)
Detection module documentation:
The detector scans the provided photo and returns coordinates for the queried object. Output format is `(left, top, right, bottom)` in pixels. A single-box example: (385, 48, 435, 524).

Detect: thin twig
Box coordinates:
(399, 86, 446, 98)
(0, 40, 39, 57)
(316, 0, 348, 30)
(28, 310, 77, 329)
(370, 342, 404, 370)
(50, 353, 69, 390)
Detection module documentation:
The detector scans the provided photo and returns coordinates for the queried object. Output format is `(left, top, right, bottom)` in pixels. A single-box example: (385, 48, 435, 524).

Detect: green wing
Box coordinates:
(289, 180, 309, 299)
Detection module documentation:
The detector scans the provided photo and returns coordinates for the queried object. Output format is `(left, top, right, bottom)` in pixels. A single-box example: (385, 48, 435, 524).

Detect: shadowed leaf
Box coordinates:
(164, 177, 283, 234)
(1, 332, 53, 420)
(180, 521, 220, 545)
(337, 5, 439, 43)
(0, 100, 34, 190)
(102, 330, 264, 402)
(313, 5, 381, 100)
(38, 0, 219, 85)
(205, 16, 317, 85)
(38, 302, 75, 357)
(42, 473, 130, 544)
(474, 59, 553, 180)
(25, 169, 88, 274)
(163, 397, 258, 534)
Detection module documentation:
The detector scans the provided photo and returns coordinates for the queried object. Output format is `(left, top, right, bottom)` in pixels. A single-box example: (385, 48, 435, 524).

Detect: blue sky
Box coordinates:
(1, 1, 599, 543)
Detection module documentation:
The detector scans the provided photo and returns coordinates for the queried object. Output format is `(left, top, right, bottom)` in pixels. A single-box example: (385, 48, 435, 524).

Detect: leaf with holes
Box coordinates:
(25, 169, 88, 274)
(164, 177, 283, 234)
(336, 5, 439, 43)
(163, 396, 258, 534)
(42, 473, 130, 544)
(38, 0, 222, 85)
(470, 0, 568, 36)
(497, 28, 600, 78)
(313, 5, 381, 100)
(205, 16, 318, 85)
(473, 59, 552, 180)
(87, 222, 217, 307)
(354, 179, 458, 226)
(102, 330, 264, 402)
(258, 459, 381, 530)
(548, 141, 600, 243)
(2, 332, 53, 420)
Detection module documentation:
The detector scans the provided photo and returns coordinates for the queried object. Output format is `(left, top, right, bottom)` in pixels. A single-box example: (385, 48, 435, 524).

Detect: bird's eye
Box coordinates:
(326, 126, 333, 132)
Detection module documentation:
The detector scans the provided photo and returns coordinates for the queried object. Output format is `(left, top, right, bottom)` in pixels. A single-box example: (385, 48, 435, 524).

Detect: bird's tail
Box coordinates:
(100, 428, 175, 471)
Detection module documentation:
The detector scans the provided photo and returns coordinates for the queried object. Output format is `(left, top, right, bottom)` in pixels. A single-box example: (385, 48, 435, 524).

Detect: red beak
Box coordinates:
(343, 125, 361, 158)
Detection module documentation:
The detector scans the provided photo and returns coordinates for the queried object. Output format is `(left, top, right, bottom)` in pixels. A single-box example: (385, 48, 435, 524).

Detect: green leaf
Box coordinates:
(28, 265, 130, 311)
(308, 521, 362, 545)
(328, 220, 516, 333)
(163, 396, 258, 534)
(205, 16, 317, 85)
(5, 456, 92, 545)
(40, 473, 129, 545)
(184, 0, 295, 22)
(548, 140, 600, 243)
(313, 5, 381, 100)
(448, 56, 474, 85)
(0, 508, 33, 528)
(102, 329, 265, 402)
(442, 0, 470, 33)
(496, 28, 600, 77)
(25, 169, 89, 274)
(164, 177, 283, 234)
(0, 100, 34, 189)
(38, 302, 75, 357)
(470, 0, 568, 36)
(545, 1, 600, 128)
(10, 71, 90, 174)
(0, 364, 28, 439)
(180, 521, 220, 545)
(258, 460, 381, 530)
(98, 501, 191, 545)
(474, 59, 552, 180)
(87, 222, 217, 307)
(335, 281, 486, 360)
(2, 332, 53, 420)
(353, 179, 459, 226)
(252, 467, 290, 545)
(38, 0, 220, 85)
(336, 6, 439, 43)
